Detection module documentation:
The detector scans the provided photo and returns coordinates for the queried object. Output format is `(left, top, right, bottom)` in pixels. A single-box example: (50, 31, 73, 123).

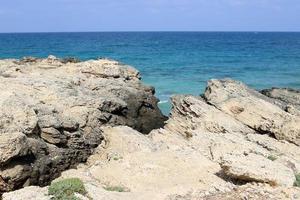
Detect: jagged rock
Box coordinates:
(220, 153, 295, 186)
(0, 164, 32, 189)
(40, 128, 67, 144)
(0, 176, 11, 193)
(261, 88, 300, 111)
(0, 132, 30, 164)
(3, 78, 300, 199)
(0, 92, 38, 135)
(7, 124, 300, 200)
(261, 88, 300, 116)
(49, 126, 225, 200)
(166, 95, 256, 136)
(0, 57, 166, 192)
(204, 79, 300, 146)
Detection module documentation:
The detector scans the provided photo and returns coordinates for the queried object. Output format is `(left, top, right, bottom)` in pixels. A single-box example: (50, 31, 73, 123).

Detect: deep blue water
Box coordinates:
(0, 32, 300, 115)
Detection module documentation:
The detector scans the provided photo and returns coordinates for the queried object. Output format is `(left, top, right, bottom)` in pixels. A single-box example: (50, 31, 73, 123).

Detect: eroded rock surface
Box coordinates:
(0, 56, 166, 192)
(3, 77, 300, 199)
(262, 87, 300, 116)
(221, 153, 295, 186)
(204, 79, 300, 145)
(261, 88, 300, 110)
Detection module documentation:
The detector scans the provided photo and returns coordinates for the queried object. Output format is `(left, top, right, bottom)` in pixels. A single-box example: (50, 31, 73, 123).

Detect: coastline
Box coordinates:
(1, 32, 300, 117)
(1, 56, 300, 199)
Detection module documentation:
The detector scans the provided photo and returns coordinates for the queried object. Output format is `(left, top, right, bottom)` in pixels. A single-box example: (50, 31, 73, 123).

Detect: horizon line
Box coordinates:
(1, 30, 300, 34)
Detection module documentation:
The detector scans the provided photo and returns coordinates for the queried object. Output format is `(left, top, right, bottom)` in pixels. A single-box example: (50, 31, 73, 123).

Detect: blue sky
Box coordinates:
(0, 0, 299, 32)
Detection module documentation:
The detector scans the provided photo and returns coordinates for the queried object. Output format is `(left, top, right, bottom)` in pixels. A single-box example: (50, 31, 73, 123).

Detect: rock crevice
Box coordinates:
(1, 64, 300, 199)
(0, 56, 166, 192)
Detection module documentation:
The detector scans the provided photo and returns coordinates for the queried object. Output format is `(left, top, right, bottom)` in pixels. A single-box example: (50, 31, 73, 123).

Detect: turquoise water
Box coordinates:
(0, 32, 300, 115)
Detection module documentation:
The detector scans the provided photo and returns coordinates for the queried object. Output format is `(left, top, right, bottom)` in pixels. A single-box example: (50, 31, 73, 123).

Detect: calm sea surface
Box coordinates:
(0, 32, 300, 114)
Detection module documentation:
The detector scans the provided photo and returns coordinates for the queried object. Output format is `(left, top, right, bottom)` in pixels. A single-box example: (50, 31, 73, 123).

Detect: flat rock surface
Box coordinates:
(221, 153, 295, 186)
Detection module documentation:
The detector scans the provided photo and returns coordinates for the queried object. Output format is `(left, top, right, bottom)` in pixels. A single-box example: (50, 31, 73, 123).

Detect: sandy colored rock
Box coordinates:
(0, 56, 165, 192)
(57, 126, 225, 198)
(204, 79, 300, 146)
(261, 88, 300, 110)
(2, 78, 300, 199)
(0, 132, 29, 164)
(40, 127, 67, 144)
(221, 153, 295, 186)
(2, 186, 49, 200)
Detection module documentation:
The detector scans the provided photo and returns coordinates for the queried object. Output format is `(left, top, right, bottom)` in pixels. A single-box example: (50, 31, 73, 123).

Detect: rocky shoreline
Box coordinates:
(1, 57, 300, 199)
(0, 56, 166, 195)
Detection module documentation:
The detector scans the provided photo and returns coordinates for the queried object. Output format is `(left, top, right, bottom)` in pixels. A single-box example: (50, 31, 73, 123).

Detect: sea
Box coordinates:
(0, 32, 300, 115)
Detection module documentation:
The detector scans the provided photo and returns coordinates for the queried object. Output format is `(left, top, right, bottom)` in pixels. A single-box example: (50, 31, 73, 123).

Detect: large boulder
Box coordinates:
(204, 79, 300, 146)
(0, 56, 166, 192)
(221, 153, 295, 187)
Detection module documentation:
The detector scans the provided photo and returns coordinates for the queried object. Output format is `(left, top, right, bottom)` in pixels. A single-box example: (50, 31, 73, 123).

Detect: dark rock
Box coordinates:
(0, 57, 166, 192)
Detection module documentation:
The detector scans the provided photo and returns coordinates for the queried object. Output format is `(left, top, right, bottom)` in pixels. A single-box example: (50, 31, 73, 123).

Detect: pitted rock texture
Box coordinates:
(261, 88, 300, 110)
(261, 87, 300, 116)
(0, 56, 166, 193)
(221, 153, 295, 186)
(204, 79, 300, 146)
(3, 78, 300, 200)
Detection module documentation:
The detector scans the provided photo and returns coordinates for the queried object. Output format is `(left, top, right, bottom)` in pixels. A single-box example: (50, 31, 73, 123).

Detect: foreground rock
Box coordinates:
(3, 78, 300, 199)
(221, 153, 295, 186)
(0, 56, 166, 192)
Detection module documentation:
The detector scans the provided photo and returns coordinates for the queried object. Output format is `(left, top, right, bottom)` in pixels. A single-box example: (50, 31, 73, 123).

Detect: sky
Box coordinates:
(0, 0, 299, 32)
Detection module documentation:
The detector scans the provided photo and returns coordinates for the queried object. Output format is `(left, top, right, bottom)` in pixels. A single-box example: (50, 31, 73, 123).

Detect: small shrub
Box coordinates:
(48, 178, 87, 200)
(103, 185, 127, 192)
(267, 155, 277, 161)
(294, 174, 300, 187)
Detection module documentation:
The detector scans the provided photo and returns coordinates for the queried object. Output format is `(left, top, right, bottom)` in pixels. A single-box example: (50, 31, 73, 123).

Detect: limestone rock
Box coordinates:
(0, 132, 30, 164)
(3, 77, 300, 199)
(40, 128, 67, 144)
(0, 57, 165, 192)
(2, 186, 49, 200)
(204, 79, 300, 146)
(261, 88, 300, 111)
(0, 92, 38, 135)
(221, 153, 295, 186)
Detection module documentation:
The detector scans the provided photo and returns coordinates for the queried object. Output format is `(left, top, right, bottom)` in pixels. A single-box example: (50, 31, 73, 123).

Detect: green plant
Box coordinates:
(103, 185, 127, 192)
(267, 155, 277, 161)
(294, 174, 300, 187)
(48, 178, 87, 200)
(113, 156, 123, 161)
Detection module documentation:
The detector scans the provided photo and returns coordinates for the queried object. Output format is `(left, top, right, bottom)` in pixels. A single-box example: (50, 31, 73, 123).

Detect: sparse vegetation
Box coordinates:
(48, 178, 87, 200)
(267, 155, 277, 161)
(294, 174, 300, 187)
(112, 155, 123, 161)
(103, 185, 128, 192)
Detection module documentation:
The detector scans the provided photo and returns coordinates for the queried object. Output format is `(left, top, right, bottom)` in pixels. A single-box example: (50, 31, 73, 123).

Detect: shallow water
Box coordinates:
(0, 32, 300, 115)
